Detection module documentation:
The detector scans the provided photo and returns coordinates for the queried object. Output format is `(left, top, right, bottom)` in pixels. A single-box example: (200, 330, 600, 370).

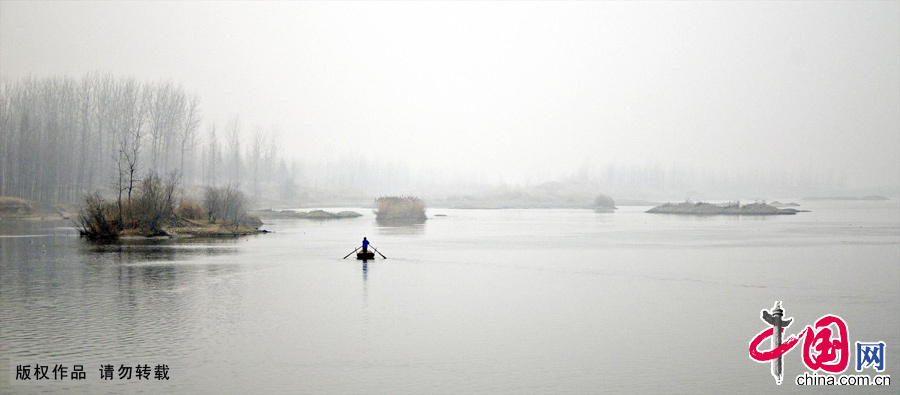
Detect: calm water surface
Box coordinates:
(2, 201, 898, 393)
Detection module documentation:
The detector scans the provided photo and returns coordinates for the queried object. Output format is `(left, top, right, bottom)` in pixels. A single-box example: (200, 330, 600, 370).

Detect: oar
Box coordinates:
(369, 244, 387, 259)
(343, 246, 361, 259)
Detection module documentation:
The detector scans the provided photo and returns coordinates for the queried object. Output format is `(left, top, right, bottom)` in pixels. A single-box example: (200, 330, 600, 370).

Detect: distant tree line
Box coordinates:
(0, 74, 200, 203)
(0, 73, 433, 207)
(0, 73, 299, 205)
(570, 161, 848, 199)
(11, 73, 843, 205)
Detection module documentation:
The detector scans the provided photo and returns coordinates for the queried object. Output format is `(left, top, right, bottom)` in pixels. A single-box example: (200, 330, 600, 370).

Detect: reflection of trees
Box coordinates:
(374, 218, 426, 236)
(84, 238, 241, 263)
(2, 232, 246, 368)
(4, 218, 251, 353)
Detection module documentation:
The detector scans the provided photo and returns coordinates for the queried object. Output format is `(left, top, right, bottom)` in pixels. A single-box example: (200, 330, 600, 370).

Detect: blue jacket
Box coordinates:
(362, 239, 369, 249)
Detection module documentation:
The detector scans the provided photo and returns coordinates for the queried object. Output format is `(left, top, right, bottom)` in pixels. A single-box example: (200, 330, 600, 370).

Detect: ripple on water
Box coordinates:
(2, 205, 899, 393)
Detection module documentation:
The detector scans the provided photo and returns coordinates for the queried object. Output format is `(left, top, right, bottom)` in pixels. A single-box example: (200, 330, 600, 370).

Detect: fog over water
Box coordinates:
(2, 1, 897, 193)
(2, 202, 899, 393)
(2, 3, 900, 394)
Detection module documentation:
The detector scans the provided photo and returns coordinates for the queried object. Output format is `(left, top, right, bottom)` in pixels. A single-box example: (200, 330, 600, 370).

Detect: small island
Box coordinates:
(77, 174, 264, 241)
(593, 194, 617, 213)
(646, 201, 803, 215)
(375, 196, 426, 221)
(1, 196, 51, 219)
(0, 196, 76, 220)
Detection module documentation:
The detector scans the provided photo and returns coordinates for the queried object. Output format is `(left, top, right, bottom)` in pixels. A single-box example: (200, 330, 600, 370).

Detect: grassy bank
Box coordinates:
(153, 219, 263, 238)
(0, 196, 73, 220)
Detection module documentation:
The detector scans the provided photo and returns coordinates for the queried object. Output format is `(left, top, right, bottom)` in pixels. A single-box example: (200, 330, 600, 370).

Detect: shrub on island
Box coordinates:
(77, 176, 261, 240)
(593, 194, 617, 212)
(177, 199, 207, 220)
(375, 196, 426, 221)
(0, 196, 34, 216)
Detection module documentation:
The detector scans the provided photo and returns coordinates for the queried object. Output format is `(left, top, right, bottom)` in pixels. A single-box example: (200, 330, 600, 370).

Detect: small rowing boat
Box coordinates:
(357, 251, 375, 260)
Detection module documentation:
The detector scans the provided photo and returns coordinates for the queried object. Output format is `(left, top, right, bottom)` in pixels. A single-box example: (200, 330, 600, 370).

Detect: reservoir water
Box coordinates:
(2, 201, 898, 393)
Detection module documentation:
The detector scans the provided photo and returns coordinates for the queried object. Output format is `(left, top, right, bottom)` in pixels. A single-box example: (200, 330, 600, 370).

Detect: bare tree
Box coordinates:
(203, 183, 247, 226)
(226, 116, 242, 185)
(112, 79, 147, 225)
(263, 125, 283, 189)
(248, 125, 264, 197)
(147, 81, 171, 172)
(0, 80, 9, 196)
(204, 123, 220, 187)
(178, 92, 201, 183)
(133, 171, 179, 233)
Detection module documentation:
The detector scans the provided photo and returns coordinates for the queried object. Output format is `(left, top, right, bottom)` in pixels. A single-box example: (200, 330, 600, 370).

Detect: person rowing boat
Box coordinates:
(342, 238, 385, 260)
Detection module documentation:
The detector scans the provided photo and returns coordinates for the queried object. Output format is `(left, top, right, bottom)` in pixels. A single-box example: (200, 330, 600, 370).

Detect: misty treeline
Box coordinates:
(0, 73, 299, 204)
(1, 74, 851, 206)
(1, 74, 197, 203)
(0, 73, 426, 206)
(569, 161, 846, 199)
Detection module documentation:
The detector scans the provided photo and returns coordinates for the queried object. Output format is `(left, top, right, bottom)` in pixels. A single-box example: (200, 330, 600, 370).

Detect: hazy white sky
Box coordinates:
(2, 1, 898, 188)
